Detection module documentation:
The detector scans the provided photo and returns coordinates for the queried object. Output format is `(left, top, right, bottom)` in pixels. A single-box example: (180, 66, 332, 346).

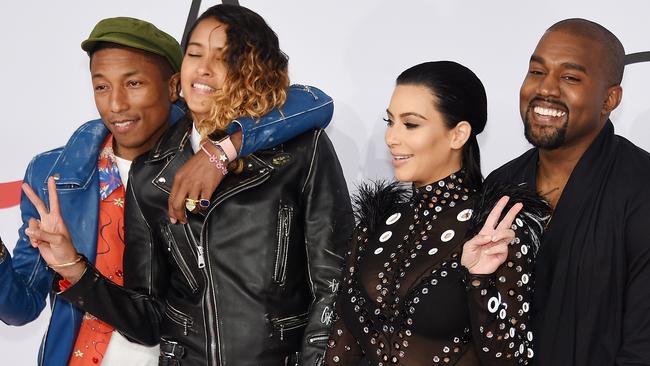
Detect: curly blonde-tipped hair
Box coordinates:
(190, 4, 290, 144)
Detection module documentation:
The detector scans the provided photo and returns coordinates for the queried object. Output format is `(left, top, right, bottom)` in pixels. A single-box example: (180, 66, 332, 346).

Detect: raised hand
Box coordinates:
(22, 177, 85, 282)
(167, 131, 242, 224)
(461, 196, 523, 275)
(167, 146, 225, 224)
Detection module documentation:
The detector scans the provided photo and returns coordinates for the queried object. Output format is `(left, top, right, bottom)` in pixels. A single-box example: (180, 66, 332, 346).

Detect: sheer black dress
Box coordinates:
(324, 171, 548, 366)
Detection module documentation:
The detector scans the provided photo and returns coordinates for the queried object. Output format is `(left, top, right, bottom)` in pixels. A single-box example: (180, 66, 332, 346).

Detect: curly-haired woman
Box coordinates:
(24, 5, 353, 366)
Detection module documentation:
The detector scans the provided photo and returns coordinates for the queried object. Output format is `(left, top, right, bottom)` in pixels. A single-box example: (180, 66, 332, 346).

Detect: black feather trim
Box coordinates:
(468, 181, 551, 254)
(352, 180, 410, 234)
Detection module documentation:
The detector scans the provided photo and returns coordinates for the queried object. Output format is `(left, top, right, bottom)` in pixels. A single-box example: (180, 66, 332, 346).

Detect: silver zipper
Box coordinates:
(184, 224, 205, 269)
(201, 162, 272, 366)
(165, 301, 193, 336)
(161, 225, 199, 292)
(273, 205, 293, 284)
(308, 334, 330, 344)
(273, 312, 310, 341)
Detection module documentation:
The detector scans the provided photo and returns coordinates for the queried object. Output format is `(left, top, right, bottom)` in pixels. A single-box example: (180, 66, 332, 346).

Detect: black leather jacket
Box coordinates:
(61, 117, 354, 366)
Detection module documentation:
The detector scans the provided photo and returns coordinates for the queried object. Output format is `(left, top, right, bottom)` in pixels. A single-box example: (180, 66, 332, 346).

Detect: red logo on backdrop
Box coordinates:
(0, 181, 22, 209)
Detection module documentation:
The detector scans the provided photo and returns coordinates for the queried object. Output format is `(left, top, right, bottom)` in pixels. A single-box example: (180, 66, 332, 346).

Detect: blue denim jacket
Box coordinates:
(0, 84, 334, 366)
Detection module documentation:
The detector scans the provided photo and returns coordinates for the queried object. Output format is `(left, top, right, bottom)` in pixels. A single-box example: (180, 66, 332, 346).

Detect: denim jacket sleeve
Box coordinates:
(0, 156, 54, 326)
(226, 84, 334, 157)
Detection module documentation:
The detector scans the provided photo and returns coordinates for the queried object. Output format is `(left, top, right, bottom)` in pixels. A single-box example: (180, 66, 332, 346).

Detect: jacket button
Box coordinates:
(157, 177, 167, 184)
(52, 173, 61, 181)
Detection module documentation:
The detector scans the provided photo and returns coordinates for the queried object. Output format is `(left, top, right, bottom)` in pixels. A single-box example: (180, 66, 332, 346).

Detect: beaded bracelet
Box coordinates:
(200, 143, 229, 176)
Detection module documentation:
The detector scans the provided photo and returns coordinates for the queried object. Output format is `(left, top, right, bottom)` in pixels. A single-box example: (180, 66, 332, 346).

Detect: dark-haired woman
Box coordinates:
(324, 61, 548, 365)
(24, 4, 353, 366)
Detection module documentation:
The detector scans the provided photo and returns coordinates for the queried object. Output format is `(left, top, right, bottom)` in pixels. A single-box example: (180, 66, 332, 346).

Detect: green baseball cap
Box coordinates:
(81, 17, 183, 73)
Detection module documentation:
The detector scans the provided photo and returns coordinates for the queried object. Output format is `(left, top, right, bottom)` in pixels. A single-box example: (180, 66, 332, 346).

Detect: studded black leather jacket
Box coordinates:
(60, 116, 354, 366)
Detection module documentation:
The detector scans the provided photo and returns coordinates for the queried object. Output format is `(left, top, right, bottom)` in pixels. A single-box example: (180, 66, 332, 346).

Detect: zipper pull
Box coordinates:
(197, 245, 206, 268)
(280, 325, 284, 341)
(183, 320, 189, 336)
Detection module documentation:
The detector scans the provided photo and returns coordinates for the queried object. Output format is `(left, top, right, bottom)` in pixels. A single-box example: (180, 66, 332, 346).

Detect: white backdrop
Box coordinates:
(1, 1, 648, 364)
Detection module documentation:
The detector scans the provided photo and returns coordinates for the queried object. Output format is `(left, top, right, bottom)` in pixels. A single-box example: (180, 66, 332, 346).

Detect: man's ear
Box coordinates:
(168, 72, 181, 102)
(450, 121, 472, 150)
(603, 85, 622, 115)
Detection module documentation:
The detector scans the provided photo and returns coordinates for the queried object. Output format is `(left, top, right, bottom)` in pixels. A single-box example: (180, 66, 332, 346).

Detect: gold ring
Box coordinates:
(185, 198, 200, 212)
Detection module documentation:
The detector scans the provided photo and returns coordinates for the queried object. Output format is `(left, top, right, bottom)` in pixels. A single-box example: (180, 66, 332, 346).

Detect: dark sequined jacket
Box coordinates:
(324, 172, 548, 366)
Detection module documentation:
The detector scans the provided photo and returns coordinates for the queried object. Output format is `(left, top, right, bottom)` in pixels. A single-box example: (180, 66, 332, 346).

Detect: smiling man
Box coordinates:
(486, 18, 650, 365)
(0, 18, 185, 366)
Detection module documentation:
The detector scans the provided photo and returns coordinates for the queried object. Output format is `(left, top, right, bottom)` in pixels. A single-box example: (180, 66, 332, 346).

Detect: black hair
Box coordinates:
(88, 41, 175, 81)
(548, 18, 625, 85)
(185, 4, 289, 80)
(396, 61, 487, 190)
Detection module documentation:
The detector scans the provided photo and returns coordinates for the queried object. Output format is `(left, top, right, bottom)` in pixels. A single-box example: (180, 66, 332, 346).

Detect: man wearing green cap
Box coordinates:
(0, 16, 334, 366)
(0, 16, 185, 366)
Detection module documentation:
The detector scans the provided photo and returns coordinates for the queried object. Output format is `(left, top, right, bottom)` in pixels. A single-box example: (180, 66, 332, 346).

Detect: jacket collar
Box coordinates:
(147, 113, 194, 163)
(45, 119, 108, 188)
(148, 115, 274, 212)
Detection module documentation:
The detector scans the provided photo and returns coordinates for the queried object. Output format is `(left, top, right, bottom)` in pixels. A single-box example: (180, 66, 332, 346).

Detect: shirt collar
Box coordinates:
(190, 123, 202, 154)
(98, 135, 124, 200)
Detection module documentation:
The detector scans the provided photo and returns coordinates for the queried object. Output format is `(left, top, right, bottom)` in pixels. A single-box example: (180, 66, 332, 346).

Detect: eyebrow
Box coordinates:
(187, 42, 224, 52)
(92, 70, 140, 79)
(530, 55, 588, 74)
(386, 109, 428, 120)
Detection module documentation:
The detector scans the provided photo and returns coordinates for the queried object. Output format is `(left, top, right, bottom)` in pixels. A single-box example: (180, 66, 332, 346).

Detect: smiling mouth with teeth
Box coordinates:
(192, 83, 216, 93)
(533, 106, 566, 118)
(113, 120, 135, 127)
(393, 154, 413, 160)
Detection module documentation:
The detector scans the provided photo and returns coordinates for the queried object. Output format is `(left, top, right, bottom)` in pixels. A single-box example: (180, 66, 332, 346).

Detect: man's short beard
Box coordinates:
(523, 114, 568, 150)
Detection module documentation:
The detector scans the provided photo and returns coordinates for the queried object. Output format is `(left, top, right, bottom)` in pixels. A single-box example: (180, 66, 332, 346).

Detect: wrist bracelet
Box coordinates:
(213, 135, 238, 163)
(49, 255, 83, 269)
(200, 143, 229, 176)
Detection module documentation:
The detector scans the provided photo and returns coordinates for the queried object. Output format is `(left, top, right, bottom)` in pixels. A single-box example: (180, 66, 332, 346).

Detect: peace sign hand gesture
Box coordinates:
(461, 196, 523, 275)
(22, 177, 85, 283)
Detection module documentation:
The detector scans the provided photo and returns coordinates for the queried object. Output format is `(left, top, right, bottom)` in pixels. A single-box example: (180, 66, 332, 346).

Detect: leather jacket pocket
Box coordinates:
(164, 300, 194, 336)
(272, 312, 309, 341)
(273, 205, 294, 284)
(160, 224, 199, 293)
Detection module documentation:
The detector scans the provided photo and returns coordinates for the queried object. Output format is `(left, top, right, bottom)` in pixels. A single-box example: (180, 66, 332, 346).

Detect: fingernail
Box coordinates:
(25, 228, 33, 235)
(169, 217, 177, 225)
